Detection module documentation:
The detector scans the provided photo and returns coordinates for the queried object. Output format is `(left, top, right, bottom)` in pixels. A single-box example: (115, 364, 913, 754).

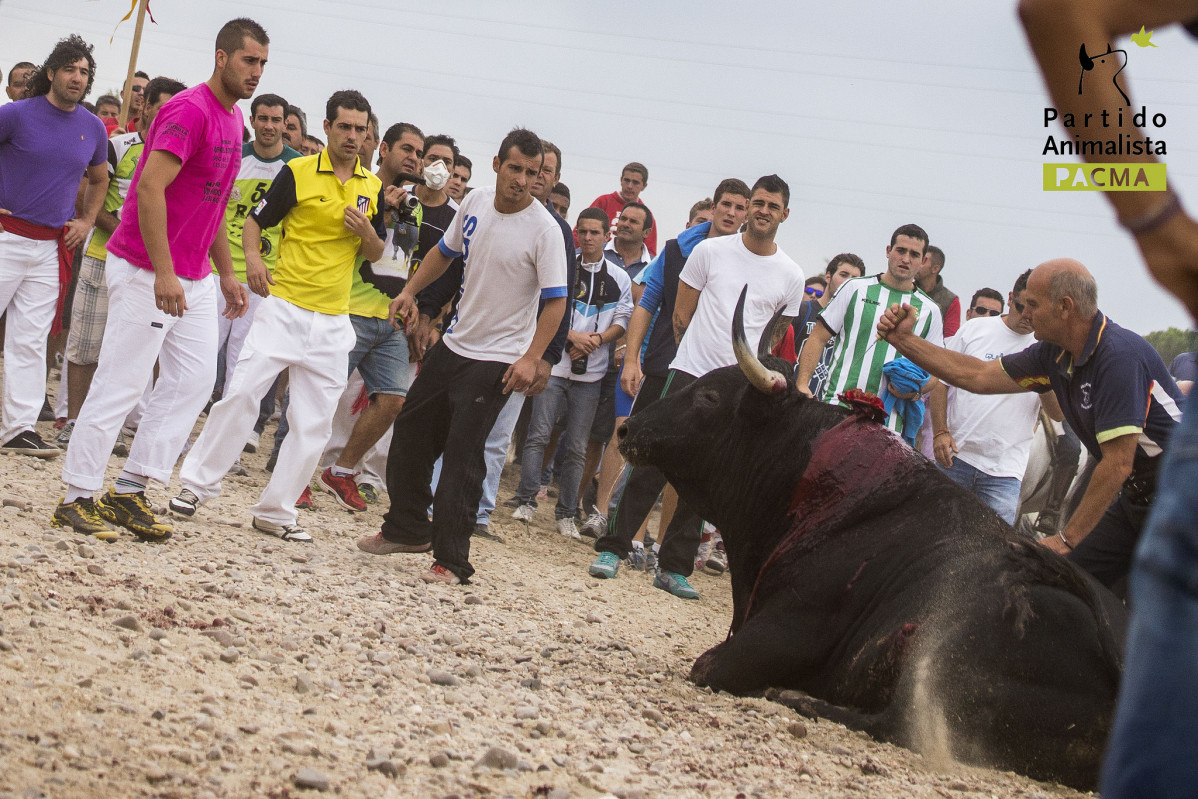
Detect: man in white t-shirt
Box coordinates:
(929, 270, 1062, 524)
(356, 128, 568, 586)
(589, 174, 805, 600)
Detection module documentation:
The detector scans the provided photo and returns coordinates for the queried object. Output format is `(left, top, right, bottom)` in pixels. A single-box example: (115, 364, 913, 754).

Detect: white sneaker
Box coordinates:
(244, 431, 260, 453)
(512, 503, 536, 522)
(556, 517, 581, 540)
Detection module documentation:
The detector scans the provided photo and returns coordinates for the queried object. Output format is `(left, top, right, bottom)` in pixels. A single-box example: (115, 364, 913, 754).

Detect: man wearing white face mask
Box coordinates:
(409, 134, 458, 276)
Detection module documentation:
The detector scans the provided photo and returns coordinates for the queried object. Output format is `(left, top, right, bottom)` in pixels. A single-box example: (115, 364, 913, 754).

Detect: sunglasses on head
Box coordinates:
(971, 306, 1001, 317)
(805, 286, 825, 298)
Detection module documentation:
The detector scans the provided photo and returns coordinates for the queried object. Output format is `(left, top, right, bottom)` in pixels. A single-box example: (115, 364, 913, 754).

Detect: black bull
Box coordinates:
(616, 298, 1126, 790)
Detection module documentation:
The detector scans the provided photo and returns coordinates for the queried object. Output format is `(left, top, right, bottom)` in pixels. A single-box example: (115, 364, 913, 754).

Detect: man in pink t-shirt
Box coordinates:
(589, 162, 656, 256)
(54, 18, 270, 542)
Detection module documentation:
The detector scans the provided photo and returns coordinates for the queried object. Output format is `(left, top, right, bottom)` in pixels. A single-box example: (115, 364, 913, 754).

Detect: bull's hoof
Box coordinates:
(765, 688, 823, 719)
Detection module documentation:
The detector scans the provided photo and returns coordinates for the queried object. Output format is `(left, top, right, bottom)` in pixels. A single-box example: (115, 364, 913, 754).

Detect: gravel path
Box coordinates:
(0, 395, 1092, 798)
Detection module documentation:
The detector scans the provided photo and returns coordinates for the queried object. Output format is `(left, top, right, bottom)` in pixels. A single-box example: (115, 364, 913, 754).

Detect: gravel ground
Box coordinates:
(0, 392, 1093, 798)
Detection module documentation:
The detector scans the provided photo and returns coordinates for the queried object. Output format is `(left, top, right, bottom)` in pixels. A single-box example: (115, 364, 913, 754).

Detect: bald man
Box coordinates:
(877, 259, 1183, 592)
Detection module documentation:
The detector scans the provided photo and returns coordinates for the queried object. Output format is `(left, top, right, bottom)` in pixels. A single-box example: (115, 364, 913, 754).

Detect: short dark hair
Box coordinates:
(144, 77, 185, 107)
(251, 92, 288, 117)
(215, 18, 269, 56)
(623, 161, 648, 183)
(620, 201, 653, 233)
(304, 134, 324, 147)
(1012, 268, 1033, 297)
(970, 288, 1004, 309)
(382, 121, 423, 147)
(825, 253, 865, 278)
(286, 105, 307, 138)
(751, 174, 790, 207)
(367, 113, 379, 139)
(688, 198, 713, 224)
(7, 61, 36, 86)
(890, 223, 929, 248)
(133, 70, 149, 80)
(456, 154, 472, 174)
(325, 89, 370, 124)
(423, 134, 458, 166)
(496, 127, 543, 163)
(578, 207, 609, 230)
(95, 93, 120, 111)
(713, 178, 751, 205)
(540, 139, 562, 176)
(806, 275, 828, 289)
(26, 35, 96, 100)
(925, 244, 945, 270)
(550, 182, 569, 200)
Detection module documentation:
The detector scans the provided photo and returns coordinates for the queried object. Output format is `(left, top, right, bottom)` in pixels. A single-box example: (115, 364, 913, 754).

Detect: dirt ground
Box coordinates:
(0, 380, 1093, 798)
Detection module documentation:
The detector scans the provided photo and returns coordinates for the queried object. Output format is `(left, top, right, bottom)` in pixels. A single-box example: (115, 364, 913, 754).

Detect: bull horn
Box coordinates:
(733, 285, 788, 395)
(758, 308, 786, 359)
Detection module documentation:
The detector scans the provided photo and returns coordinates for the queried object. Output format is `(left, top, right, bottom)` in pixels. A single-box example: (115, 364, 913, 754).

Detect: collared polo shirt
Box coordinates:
(602, 240, 651, 282)
(250, 150, 384, 315)
(1000, 312, 1183, 468)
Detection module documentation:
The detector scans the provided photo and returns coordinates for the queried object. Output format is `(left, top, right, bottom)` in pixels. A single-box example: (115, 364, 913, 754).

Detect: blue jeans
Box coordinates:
(1102, 389, 1198, 797)
(516, 376, 601, 519)
(939, 457, 1022, 525)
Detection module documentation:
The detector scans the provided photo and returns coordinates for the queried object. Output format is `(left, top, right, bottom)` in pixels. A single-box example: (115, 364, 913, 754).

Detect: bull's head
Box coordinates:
(618, 286, 846, 538)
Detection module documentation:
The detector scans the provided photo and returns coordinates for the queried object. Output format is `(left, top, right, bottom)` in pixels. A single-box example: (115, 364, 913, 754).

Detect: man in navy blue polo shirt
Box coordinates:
(877, 258, 1183, 591)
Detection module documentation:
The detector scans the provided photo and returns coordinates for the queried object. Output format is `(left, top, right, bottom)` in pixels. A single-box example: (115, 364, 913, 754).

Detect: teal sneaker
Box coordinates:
(589, 551, 620, 579)
(654, 569, 700, 600)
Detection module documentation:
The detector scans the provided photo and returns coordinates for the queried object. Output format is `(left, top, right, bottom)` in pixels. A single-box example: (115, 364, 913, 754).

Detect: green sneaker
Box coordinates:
(589, 551, 620, 579)
(51, 497, 119, 541)
(653, 569, 700, 600)
(358, 483, 379, 505)
(96, 488, 173, 542)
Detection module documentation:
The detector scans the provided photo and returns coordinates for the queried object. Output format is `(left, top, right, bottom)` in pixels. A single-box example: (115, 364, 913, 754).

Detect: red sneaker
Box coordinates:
(318, 467, 367, 512)
(420, 564, 461, 585)
(296, 486, 315, 510)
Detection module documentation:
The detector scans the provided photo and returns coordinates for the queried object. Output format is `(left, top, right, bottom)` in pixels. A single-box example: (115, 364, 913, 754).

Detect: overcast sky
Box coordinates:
(3, 0, 1196, 334)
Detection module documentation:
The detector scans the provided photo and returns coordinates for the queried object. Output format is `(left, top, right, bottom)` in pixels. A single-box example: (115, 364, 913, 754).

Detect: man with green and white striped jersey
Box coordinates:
(795, 223, 943, 437)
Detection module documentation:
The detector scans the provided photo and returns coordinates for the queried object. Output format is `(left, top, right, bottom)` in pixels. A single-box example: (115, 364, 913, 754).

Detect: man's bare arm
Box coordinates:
(135, 151, 187, 316)
(795, 323, 832, 397)
(1044, 433, 1138, 553)
(672, 281, 700, 346)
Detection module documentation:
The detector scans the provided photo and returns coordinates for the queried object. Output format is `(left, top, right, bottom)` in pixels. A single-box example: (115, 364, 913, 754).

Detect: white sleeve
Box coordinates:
(818, 279, 855, 335)
(533, 224, 568, 297)
(678, 241, 711, 291)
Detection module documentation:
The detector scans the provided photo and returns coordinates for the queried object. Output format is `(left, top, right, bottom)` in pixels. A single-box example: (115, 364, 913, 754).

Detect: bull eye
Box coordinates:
(694, 388, 720, 409)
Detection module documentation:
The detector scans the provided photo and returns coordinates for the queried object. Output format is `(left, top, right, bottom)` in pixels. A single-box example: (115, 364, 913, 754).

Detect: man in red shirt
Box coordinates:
(589, 162, 656, 256)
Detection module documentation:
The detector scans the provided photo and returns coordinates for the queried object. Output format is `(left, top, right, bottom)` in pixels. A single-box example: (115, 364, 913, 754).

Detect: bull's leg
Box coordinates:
(689, 609, 822, 696)
(764, 688, 892, 739)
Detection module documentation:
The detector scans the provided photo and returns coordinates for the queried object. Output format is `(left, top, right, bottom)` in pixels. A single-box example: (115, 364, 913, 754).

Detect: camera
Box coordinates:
(391, 173, 425, 227)
(570, 354, 588, 375)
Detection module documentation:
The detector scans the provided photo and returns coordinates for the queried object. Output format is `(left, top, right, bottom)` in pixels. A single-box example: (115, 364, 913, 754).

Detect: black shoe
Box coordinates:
(473, 524, 505, 543)
(38, 397, 55, 422)
(1, 430, 61, 458)
(95, 488, 173, 541)
(502, 496, 521, 508)
(265, 452, 278, 472)
(51, 497, 119, 541)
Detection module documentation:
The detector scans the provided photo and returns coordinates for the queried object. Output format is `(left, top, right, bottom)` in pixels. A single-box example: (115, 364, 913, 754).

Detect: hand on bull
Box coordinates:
(876, 302, 917, 341)
(934, 431, 957, 468)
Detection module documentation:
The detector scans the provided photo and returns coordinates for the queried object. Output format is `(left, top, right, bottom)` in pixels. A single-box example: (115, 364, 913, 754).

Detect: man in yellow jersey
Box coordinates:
(209, 92, 299, 458)
(59, 77, 185, 445)
(170, 90, 384, 543)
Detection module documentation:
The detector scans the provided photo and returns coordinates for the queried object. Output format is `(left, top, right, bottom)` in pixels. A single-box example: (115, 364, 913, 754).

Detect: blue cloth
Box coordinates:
(880, 358, 929, 446)
(1101, 388, 1198, 797)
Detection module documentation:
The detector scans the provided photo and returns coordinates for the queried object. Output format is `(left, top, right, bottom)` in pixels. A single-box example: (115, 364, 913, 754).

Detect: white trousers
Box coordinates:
(319, 370, 391, 491)
(0, 231, 58, 442)
(181, 295, 354, 526)
(62, 256, 217, 491)
(214, 275, 264, 391)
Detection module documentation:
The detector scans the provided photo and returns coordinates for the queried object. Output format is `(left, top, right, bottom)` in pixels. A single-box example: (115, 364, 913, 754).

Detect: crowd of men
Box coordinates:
(0, 20, 1192, 601)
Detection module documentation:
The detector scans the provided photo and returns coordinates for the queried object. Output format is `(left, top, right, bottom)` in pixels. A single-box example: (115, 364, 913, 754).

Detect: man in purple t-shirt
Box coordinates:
(54, 18, 269, 542)
(0, 35, 108, 458)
